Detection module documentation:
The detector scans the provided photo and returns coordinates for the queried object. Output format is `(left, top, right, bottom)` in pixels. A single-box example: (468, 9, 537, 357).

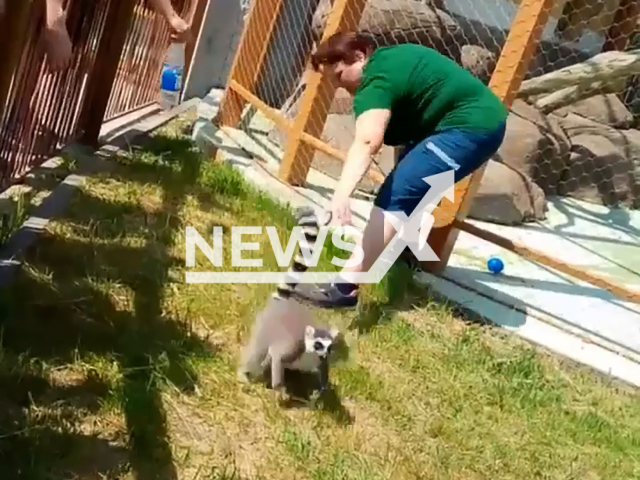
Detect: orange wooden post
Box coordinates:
(602, 0, 640, 52)
(215, 0, 287, 128)
(278, 0, 368, 186)
(423, 0, 556, 274)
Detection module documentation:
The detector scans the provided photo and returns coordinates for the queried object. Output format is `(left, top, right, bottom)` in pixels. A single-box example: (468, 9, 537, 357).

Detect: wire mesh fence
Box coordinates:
(222, 0, 522, 190)
(224, 0, 640, 219)
(215, 0, 640, 300)
(302, 0, 519, 194)
(506, 0, 640, 221)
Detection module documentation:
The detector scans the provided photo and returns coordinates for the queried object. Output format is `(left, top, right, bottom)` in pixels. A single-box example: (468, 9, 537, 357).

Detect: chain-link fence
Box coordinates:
(505, 0, 640, 218)
(217, 0, 640, 302)
(305, 0, 519, 194)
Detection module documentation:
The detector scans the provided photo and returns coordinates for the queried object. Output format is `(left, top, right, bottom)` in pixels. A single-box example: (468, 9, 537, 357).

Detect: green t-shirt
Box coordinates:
(352, 43, 508, 146)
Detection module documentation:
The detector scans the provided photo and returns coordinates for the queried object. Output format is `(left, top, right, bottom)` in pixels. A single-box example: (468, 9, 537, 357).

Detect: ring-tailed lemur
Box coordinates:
(236, 206, 339, 400)
(273, 206, 330, 299)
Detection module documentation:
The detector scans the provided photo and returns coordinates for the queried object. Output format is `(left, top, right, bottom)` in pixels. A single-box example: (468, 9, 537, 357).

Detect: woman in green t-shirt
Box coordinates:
(292, 31, 507, 309)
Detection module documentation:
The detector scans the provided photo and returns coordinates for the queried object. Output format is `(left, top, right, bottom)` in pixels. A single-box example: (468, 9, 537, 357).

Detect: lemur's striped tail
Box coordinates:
(273, 206, 329, 299)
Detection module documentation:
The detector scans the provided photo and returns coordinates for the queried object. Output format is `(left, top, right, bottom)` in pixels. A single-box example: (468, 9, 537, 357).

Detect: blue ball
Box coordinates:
(487, 257, 504, 274)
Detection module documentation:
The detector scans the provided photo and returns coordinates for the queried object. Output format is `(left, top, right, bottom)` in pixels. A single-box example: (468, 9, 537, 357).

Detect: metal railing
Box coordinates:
(0, 0, 203, 188)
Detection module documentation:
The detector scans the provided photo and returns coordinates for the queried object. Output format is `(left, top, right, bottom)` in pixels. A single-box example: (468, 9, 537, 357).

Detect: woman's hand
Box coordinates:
(330, 194, 352, 226)
(332, 108, 390, 225)
(168, 14, 192, 43)
(43, 17, 73, 72)
(43, 0, 72, 72)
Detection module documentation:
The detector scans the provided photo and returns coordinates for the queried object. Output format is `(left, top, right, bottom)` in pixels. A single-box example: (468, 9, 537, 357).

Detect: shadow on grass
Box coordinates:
(0, 359, 130, 479)
(0, 128, 232, 479)
(344, 247, 493, 338)
(272, 367, 355, 426)
(346, 258, 420, 334)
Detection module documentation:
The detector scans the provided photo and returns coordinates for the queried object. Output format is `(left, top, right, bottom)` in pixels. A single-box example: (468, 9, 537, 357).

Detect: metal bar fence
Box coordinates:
(0, 0, 201, 187)
(103, 0, 194, 121)
(0, 0, 112, 187)
(216, 0, 640, 304)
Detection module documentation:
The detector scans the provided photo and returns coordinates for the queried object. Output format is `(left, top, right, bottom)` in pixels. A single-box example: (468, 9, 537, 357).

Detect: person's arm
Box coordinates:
(329, 72, 393, 225)
(43, 0, 73, 71)
(335, 108, 389, 200)
(147, 0, 192, 42)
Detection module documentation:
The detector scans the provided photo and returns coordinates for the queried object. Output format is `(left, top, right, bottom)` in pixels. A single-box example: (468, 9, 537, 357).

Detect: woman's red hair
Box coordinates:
(310, 31, 375, 71)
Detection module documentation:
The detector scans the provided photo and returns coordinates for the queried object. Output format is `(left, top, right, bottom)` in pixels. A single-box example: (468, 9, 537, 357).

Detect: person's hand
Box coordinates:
(168, 14, 192, 43)
(330, 194, 352, 226)
(43, 16, 73, 72)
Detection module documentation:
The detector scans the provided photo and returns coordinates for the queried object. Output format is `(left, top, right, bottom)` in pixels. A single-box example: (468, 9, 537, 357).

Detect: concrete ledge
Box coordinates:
(414, 269, 640, 388)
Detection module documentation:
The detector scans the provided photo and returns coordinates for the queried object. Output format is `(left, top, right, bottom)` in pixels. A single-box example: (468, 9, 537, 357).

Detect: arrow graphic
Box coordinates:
(339, 169, 455, 284)
(185, 170, 455, 284)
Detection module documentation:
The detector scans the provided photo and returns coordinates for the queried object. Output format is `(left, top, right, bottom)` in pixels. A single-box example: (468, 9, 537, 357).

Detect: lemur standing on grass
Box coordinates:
(236, 206, 342, 404)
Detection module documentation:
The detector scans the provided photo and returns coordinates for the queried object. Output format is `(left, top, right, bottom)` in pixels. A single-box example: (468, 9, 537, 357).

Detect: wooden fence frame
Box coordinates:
(214, 0, 640, 304)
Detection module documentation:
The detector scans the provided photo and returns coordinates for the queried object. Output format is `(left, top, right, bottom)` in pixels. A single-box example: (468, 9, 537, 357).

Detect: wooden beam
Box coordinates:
(227, 79, 386, 184)
(228, 79, 290, 130)
(422, 0, 555, 274)
(183, 0, 209, 84)
(602, 0, 640, 52)
(299, 132, 386, 184)
(215, 0, 286, 128)
(278, 0, 368, 186)
(77, 0, 138, 146)
(453, 219, 640, 304)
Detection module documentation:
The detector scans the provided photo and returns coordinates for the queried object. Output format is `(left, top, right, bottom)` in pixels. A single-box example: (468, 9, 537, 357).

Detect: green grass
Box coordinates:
(0, 115, 638, 480)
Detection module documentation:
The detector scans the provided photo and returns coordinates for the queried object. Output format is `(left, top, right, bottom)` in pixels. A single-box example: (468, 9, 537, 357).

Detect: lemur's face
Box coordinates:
(304, 325, 339, 358)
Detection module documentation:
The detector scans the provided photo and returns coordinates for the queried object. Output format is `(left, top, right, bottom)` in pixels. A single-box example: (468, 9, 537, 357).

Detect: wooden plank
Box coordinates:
(215, 0, 286, 128)
(299, 132, 386, 184)
(278, 0, 368, 186)
(77, 0, 138, 146)
(228, 79, 386, 184)
(602, 0, 640, 52)
(422, 0, 555, 274)
(183, 0, 209, 83)
(228, 79, 290, 130)
(453, 219, 640, 304)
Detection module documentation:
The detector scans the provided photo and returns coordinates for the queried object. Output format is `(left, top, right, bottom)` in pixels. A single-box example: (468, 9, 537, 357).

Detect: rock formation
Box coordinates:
(260, 0, 640, 225)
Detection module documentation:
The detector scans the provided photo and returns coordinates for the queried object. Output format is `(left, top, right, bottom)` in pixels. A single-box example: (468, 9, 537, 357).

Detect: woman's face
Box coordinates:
(325, 52, 366, 92)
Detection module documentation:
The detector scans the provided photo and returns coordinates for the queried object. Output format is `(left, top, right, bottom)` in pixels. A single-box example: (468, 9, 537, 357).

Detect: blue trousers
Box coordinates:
(374, 122, 506, 216)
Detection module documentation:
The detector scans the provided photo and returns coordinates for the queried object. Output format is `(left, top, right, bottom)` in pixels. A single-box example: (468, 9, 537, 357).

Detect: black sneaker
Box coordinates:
(292, 282, 359, 309)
